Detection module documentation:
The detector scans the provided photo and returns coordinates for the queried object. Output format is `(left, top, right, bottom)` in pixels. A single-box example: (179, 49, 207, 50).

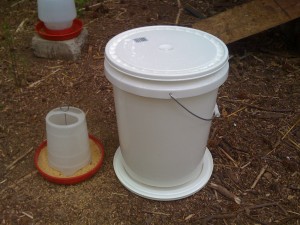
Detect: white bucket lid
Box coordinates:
(105, 26, 229, 98)
(105, 26, 228, 81)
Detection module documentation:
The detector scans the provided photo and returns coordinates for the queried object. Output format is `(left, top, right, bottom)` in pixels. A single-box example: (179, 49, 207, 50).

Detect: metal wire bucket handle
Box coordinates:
(60, 105, 70, 125)
(169, 93, 220, 121)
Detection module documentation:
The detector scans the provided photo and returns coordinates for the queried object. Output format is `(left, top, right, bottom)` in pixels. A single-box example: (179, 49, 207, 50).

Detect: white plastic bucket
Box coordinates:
(105, 26, 229, 200)
(46, 106, 91, 176)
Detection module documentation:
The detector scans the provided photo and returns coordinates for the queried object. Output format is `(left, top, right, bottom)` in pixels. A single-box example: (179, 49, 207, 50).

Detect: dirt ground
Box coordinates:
(0, 0, 300, 224)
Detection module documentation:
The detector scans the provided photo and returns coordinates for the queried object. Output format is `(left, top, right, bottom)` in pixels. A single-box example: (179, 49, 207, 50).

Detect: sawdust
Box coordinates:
(37, 138, 103, 178)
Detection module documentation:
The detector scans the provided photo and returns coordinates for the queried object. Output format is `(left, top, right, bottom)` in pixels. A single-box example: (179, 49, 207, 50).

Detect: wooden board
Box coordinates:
(192, 0, 300, 44)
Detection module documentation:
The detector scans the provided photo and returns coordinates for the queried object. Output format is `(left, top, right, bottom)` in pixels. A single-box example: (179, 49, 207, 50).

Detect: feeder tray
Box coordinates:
(35, 18, 83, 41)
(34, 134, 104, 185)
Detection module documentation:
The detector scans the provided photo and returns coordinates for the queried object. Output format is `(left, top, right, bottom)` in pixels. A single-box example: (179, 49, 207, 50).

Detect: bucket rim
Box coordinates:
(105, 25, 228, 81)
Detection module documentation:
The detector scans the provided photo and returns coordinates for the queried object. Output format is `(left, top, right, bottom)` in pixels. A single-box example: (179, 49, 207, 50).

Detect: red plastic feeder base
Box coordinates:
(35, 19, 83, 41)
(34, 134, 104, 185)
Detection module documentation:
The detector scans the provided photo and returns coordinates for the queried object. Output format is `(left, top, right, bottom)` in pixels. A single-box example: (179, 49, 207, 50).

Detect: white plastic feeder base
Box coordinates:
(113, 147, 213, 201)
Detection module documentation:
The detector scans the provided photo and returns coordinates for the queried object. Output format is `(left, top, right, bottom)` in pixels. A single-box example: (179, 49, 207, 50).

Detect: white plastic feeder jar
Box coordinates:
(46, 106, 91, 176)
(105, 26, 229, 200)
(37, 0, 77, 30)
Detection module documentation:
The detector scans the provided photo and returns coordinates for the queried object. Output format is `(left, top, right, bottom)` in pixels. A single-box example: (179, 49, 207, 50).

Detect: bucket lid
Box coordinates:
(105, 26, 228, 81)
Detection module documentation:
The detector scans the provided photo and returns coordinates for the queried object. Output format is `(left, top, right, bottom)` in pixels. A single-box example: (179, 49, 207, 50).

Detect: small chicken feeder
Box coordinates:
(34, 106, 104, 184)
(36, 0, 82, 40)
(32, 0, 87, 60)
(105, 26, 229, 200)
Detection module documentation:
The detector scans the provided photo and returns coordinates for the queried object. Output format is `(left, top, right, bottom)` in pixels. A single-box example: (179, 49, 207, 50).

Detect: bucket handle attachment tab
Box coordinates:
(169, 93, 220, 121)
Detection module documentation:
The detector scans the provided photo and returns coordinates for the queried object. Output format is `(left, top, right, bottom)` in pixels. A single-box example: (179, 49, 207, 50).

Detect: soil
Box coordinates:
(0, 0, 299, 224)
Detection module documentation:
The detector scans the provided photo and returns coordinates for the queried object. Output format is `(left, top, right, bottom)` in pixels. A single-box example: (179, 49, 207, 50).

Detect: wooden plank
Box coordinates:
(192, 0, 300, 44)
(275, 0, 300, 19)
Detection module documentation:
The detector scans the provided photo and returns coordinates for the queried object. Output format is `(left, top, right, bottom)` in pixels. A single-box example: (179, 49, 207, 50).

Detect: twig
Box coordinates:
(292, 172, 299, 177)
(223, 218, 229, 225)
(221, 139, 249, 154)
(175, 9, 183, 25)
(45, 65, 63, 69)
(214, 189, 219, 200)
(218, 147, 238, 167)
(175, 0, 183, 25)
(265, 135, 281, 156)
(251, 55, 264, 63)
(250, 94, 280, 99)
(84, 18, 99, 27)
(1, 170, 38, 196)
(16, 18, 29, 33)
(221, 99, 293, 113)
(209, 182, 241, 204)
(201, 202, 285, 224)
(28, 69, 61, 88)
(185, 214, 195, 221)
(17, 170, 38, 185)
(176, 0, 182, 9)
(246, 202, 283, 211)
(11, 0, 26, 7)
(6, 147, 33, 170)
(0, 179, 7, 184)
(289, 185, 300, 191)
(201, 213, 235, 225)
(245, 214, 267, 225)
(21, 212, 33, 219)
(287, 68, 300, 76)
(79, 2, 102, 11)
(241, 161, 251, 169)
(288, 210, 300, 216)
(183, 3, 206, 19)
(279, 131, 300, 150)
(281, 118, 300, 140)
(115, 8, 127, 20)
(266, 167, 279, 178)
(214, 163, 237, 168)
(239, 51, 251, 60)
(278, 216, 300, 224)
(226, 106, 247, 117)
(287, 137, 300, 150)
(142, 210, 170, 216)
(111, 192, 128, 197)
(260, 47, 300, 58)
(277, 203, 288, 216)
(251, 165, 268, 189)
